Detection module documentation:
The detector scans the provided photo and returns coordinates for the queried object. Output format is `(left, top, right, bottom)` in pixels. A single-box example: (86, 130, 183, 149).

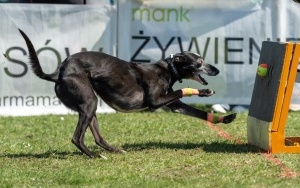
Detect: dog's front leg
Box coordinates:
(181, 88, 215, 97)
(167, 100, 236, 124)
(166, 88, 236, 124)
(148, 88, 216, 111)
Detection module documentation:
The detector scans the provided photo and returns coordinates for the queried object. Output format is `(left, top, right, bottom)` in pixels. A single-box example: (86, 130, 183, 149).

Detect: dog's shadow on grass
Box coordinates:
(1, 142, 261, 159)
(0, 150, 84, 159)
(122, 141, 262, 153)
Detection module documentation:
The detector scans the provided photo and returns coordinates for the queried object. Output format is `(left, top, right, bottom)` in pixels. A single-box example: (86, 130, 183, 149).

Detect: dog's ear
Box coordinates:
(174, 55, 187, 62)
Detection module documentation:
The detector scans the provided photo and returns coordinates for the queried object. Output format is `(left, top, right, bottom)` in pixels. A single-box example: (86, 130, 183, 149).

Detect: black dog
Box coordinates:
(19, 29, 236, 158)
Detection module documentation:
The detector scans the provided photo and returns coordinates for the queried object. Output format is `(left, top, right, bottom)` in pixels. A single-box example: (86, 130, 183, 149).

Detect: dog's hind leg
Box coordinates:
(89, 115, 125, 153)
(70, 94, 99, 158)
(72, 112, 95, 157)
(55, 72, 99, 157)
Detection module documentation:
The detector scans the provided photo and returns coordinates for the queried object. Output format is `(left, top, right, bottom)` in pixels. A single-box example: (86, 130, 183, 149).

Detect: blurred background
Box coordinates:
(0, 0, 299, 115)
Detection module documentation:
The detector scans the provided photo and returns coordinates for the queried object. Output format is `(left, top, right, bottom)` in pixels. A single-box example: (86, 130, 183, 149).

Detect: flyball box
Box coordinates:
(247, 41, 300, 153)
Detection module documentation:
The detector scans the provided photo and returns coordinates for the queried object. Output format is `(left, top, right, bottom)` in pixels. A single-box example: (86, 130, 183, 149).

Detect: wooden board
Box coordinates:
(247, 41, 300, 153)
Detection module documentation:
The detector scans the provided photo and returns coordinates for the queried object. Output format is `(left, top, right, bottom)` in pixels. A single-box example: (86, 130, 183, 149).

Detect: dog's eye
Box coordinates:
(197, 59, 204, 66)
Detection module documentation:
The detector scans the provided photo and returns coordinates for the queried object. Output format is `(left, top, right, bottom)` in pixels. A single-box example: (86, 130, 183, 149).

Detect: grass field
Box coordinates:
(0, 111, 300, 187)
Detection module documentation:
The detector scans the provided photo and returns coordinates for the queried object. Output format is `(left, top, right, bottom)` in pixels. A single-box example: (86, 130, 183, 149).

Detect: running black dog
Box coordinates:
(19, 29, 236, 158)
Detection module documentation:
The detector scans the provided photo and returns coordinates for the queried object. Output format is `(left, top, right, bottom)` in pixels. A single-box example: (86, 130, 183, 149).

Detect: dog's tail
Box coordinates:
(18, 29, 59, 83)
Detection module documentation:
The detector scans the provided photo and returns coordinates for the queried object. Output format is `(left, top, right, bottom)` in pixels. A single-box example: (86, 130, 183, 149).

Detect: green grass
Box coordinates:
(0, 111, 300, 187)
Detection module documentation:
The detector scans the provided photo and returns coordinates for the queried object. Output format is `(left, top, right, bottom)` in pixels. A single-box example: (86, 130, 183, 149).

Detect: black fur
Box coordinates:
(19, 29, 236, 158)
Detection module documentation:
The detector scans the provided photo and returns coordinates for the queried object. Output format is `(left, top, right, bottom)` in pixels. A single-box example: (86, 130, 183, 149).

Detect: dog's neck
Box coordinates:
(165, 56, 183, 83)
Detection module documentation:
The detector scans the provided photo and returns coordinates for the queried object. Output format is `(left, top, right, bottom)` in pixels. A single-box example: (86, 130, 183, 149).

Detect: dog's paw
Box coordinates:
(222, 113, 237, 124)
(198, 89, 215, 97)
(111, 148, 126, 154)
(207, 113, 236, 124)
(98, 154, 108, 160)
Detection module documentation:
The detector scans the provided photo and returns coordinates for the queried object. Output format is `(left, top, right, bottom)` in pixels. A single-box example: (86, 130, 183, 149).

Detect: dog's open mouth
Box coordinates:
(193, 74, 208, 85)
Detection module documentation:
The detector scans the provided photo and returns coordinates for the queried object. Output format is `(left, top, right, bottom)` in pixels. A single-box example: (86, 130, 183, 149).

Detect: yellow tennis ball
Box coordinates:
(257, 64, 268, 78)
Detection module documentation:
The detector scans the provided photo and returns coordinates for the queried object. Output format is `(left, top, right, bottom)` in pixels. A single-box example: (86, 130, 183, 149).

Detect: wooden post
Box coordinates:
(247, 41, 300, 153)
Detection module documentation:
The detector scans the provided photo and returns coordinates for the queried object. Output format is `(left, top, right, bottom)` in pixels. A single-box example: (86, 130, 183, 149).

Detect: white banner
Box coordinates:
(1, 0, 300, 116)
(118, 0, 300, 105)
(0, 3, 116, 115)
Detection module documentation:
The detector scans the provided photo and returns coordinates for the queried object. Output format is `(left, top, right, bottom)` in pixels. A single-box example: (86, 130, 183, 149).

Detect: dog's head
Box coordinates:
(170, 51, 219, 85)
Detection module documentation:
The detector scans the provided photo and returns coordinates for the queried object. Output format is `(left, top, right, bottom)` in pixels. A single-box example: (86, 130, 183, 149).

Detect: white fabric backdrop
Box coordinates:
(0, 0, 300, 115)
(118, 0, 300, 105)
(0, 3, 116, 115)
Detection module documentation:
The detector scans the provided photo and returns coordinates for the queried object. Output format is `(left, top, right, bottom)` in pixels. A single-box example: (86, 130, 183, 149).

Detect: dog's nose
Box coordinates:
(215, 68, 220, 75)
(209, 65, 219, 76)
